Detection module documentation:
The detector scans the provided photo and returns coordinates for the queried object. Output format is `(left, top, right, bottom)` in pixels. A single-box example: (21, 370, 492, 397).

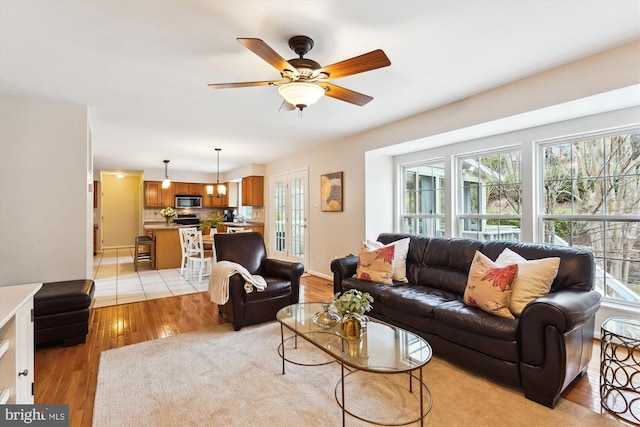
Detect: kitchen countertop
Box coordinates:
(222, 221, 263, 226)
(144, 224, 201, 230)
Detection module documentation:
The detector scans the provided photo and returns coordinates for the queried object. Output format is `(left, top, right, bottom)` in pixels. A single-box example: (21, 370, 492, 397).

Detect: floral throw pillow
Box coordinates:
(354, 245, 396, 285)
(362, 237, 410, 283)
(463, 251, 518, 319)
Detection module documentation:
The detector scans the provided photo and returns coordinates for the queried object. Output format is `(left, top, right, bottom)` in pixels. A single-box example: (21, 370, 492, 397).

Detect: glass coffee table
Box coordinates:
(276, 302, 432, 426)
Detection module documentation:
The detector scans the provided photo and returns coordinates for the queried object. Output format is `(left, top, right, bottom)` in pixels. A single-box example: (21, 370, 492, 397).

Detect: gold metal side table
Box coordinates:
(600, 317, 640, 424)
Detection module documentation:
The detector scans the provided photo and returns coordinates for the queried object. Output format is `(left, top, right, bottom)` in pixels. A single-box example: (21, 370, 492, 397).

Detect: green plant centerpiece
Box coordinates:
(159, 207, 177, 226)
(200, 212, 225, 233)
(333, 289, 373, 340)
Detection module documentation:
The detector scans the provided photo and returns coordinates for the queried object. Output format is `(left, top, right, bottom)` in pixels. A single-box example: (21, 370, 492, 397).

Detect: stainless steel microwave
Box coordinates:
(175, 195, 202, 209)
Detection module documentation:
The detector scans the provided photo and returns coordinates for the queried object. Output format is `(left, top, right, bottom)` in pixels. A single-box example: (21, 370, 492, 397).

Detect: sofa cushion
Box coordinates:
(495, 248, 560, 316)
(354, 244, 395, 284)
(433, 299, 518, 341)
(416, 238, 482, 294)
(378, 285, 459, 318)
(342, 277, 394, 301)
(244, 277, 291, 302)
(463, 251, 517, 319)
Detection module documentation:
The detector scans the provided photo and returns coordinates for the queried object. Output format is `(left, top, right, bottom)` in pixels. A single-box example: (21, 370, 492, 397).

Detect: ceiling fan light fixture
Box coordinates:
(278, 82, 325, 110)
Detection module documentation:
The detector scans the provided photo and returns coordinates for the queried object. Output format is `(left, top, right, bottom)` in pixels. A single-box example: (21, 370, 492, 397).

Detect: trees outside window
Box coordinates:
(541, 129, 640, 303)
(457, 150, 522, 241)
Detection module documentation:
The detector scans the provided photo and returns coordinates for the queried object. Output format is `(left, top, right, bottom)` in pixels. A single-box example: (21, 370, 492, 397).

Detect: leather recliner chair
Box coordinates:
(213, 231, 305, 331)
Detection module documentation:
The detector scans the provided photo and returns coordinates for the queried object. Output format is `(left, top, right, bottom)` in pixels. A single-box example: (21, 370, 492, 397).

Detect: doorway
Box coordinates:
(101, 172, 143, 248)
(271, 169, 308, 268)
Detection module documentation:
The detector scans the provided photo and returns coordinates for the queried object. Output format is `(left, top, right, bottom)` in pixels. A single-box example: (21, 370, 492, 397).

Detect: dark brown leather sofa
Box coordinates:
(331, 233, 602, 408)
(214, 232, 305, 331)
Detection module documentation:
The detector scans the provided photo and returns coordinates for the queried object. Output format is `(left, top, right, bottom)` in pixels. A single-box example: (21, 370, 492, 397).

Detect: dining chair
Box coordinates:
(178, 227, 198, 276)
(185, 230, 214, 283)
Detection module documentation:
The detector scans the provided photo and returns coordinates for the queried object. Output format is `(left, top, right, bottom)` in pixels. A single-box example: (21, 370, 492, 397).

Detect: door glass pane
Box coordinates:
(289, 175, 305, 258)
(274, 180, 286, 252)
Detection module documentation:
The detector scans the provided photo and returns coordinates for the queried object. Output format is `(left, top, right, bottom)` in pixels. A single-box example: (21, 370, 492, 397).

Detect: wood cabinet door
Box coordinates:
(242, 176, 264, 206)
(174, 182, 189, 194)
(189, 183, 203, 196)
(162, 185, 175, 207)
(144, 181, 162, 207)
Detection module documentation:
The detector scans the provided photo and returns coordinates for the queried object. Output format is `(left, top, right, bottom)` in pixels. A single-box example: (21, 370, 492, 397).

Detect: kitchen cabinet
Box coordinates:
(144, 181, 162, 207)
(242, 176, 264, 206)
(203, 183, 227, 208)
(218, 223, 264, 236)
(145, 181, 175, 208)
(174, 183, 202, 195)
(0, 283, 41, 404)
(162, 185, 175, 207)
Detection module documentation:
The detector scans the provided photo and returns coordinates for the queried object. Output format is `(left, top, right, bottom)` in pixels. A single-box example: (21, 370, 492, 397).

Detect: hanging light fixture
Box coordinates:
(161, 160, 171, 189)
(277, 82, 325, 111)
(215, 148, 226, 197)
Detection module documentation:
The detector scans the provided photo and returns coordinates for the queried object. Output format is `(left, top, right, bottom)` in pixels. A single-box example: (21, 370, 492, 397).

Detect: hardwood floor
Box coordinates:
(35, 275, 623, 426)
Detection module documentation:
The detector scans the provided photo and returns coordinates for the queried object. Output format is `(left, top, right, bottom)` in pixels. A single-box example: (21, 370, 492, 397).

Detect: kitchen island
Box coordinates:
(218, 222, 264, 236)
(144, 224, 194, 270)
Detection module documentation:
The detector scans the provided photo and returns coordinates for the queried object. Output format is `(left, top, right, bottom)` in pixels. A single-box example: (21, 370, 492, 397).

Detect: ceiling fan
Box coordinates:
(208, 36, 391, 111)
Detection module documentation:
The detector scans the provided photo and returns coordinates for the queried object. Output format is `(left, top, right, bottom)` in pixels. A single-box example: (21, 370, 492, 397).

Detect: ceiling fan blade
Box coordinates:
(237, 38, 298, 76)
(208, 81, 274, 89)
(320, 49, 391, 80)
(319, 83, 373, 106)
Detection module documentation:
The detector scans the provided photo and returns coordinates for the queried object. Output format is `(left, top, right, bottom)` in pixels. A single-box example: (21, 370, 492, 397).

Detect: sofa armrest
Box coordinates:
(519, 289, 602, 365)
(263, 258, 305, 281)
(330, 256, 359, 294)
(263, 258, 304, 304)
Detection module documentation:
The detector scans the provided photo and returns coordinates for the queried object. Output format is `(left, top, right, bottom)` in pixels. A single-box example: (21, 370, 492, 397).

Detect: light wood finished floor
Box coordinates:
(35, 275, 625, 426)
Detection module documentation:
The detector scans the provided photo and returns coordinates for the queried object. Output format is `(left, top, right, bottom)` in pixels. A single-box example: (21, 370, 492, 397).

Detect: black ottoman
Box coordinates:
(34, 279, 95, 347)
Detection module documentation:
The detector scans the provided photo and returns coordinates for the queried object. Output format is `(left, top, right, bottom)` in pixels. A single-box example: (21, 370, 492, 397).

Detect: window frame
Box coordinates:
(399, 160, 446, 237)
(536, 125, 640, 307)
(455, 147, 523, 241)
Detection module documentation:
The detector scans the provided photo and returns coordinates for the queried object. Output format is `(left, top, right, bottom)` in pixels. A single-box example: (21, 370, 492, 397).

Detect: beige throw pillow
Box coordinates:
(362, 238, 410, 283)
(464, 251, 518, 319)
(495, 248, 560, 316)
(354, 244, 396, 285)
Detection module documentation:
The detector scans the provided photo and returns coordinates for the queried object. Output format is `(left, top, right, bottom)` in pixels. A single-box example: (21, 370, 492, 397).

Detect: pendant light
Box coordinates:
(161, 160, 171, 189)
(215, 148, 226, 197)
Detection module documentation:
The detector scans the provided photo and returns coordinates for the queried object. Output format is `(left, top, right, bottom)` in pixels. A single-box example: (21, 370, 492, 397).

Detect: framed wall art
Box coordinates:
(321, 171, 343, 212)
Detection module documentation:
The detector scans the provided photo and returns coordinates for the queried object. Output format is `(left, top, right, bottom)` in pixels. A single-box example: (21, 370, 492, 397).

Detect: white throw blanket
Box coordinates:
(208, 260, 267, 305)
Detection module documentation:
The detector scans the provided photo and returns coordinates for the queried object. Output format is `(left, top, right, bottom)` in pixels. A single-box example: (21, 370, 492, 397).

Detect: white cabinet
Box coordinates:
(0, 283, 41, 404)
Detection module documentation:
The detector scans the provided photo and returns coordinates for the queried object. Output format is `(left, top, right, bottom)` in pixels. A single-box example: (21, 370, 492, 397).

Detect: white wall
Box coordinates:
(264, 40, 640, 278)
(0, 94, 91, 285)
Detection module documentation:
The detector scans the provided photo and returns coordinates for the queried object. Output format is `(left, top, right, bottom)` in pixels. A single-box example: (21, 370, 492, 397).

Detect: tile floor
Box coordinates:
(92, 248, 206, 308)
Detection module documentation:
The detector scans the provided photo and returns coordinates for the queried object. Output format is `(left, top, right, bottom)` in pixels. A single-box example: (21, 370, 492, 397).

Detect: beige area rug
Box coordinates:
(93, 322, 620, 426)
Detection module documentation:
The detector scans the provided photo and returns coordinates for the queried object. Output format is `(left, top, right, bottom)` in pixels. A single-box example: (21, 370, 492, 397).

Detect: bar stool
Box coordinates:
(134, 235, 155, 271)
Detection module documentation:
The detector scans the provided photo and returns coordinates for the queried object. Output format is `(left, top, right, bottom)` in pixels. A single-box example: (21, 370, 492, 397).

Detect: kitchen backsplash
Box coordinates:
(143, 207, 264, 223)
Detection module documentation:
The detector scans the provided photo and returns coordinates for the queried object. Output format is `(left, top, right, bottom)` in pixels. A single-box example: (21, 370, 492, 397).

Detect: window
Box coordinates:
(457, 150, 522, 241)
(400, 162, 445, 237)
(541, 128, 640, 305)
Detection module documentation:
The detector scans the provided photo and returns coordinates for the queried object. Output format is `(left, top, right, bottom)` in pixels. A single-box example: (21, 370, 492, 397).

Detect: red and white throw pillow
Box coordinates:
(361, 237, 410, 283)
(464, 251, 518, 319)
(354, 244, 396, 285)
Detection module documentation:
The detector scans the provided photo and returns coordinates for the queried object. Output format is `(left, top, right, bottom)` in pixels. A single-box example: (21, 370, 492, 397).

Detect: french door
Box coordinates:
(271, 169, 308, 268)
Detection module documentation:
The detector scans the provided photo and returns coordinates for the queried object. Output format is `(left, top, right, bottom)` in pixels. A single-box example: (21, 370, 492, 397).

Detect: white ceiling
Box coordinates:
(1, 1, 639, 175)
